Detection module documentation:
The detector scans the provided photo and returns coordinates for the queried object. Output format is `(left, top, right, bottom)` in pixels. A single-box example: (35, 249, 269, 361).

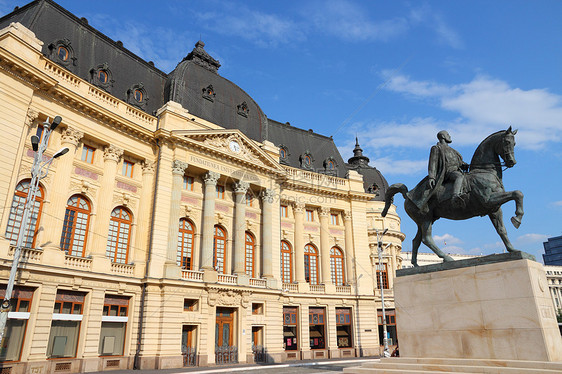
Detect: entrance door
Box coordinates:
(215, 308, 237, 364)
(181, 325, 197, 366)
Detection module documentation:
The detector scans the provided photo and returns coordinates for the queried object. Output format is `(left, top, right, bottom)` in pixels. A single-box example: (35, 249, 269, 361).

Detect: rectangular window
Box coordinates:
(330, 213, 339, 225)
(183, 176, 194, 191)
(280, 205, 288, 218)
(99, 295, 129, 356)
(47, 290, 85, 358)
(309, 307, 326, 350)
(283, 306, 298, 351)
(377, 309, 397, 346)
(184, 299, 198, 311)
(81, 145, 95, 164)
(216, 185, 225, 199)
(122, 160, 134, 178)
(306, 209, 314, 222)
(376, 263, 389, 289)
(252, 303, 264, 315)
(0, 286, 34, 362)
(336, 308, 353, 348)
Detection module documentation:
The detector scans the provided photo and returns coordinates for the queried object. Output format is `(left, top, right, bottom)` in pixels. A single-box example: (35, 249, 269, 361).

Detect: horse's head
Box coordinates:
(499, 126, 517, 168)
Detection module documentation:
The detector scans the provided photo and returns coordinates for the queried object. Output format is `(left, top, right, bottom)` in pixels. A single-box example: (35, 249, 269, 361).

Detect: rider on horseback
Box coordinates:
(427, 130, 469, 208)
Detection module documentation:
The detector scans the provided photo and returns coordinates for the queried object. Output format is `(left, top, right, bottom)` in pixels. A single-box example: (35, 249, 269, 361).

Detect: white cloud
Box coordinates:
(434, 233, 462, 246)
(516, 233, 549, 245)
(382, 74, 562, 150)
(370, 157, 427, 175)
(551, 201, 562, 208)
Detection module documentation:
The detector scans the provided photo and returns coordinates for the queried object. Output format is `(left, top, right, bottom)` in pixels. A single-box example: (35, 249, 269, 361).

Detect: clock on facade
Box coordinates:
(229, 140, 241, 153)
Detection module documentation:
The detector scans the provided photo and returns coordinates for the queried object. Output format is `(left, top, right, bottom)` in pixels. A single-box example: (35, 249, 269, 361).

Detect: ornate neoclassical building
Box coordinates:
(0, 1, 404, 373)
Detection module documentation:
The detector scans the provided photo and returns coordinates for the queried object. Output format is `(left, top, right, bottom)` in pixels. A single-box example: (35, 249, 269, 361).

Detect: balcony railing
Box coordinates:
(374, 288, 393, 298)
(182, 270, 204, 281)
(336, 285, 352, 294)
(8, 246, 42, 263)
(249, 278, 267, 287)
(309, 284, 325, 293)
(282, 283, 298, 293)
(111, 262, 134, 276)
(65, 255, 92, 271)
(218, 274, 237, 285)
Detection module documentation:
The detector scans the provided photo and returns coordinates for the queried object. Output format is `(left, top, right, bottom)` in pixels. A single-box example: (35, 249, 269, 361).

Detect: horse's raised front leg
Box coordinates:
(486, 190, 524, 229)
(411, 226, 422, 267)
(420, 220, 453, 262)
(488, 208, 518, 253)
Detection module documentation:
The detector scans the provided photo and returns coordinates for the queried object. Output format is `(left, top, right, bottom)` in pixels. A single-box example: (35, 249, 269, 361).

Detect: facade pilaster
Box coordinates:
(319, 207, 331, 285)
(233, 181, 249, 276)
(293, 202, 305, 283)
(260, 189, 275, 279)
(200, 171, 220, 270)
(90, 144, 123, 258)
(133, 160, 155, 268)
(42, 127, 83, 252)
(166, 160, 189, 263)
(343, 210, 354, 287)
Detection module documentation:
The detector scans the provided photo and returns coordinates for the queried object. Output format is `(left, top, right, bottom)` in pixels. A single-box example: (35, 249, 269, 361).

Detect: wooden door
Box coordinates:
(215, 308, 234, 347)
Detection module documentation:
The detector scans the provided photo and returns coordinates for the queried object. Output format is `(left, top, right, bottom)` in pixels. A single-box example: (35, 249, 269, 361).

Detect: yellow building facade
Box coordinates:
(0, 3, 404, 373)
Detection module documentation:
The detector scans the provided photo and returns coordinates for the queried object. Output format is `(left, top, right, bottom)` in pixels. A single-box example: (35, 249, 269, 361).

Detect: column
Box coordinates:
(293, 202, 305, 283)
(319, 207, 332, 285)
(90, 144, 123, 257)
(233, 181, 249, 275)
(42, 127, 83, 250)
(133, 160, 155, 266)
(200, 171, 220, 270)
(166, 160, 189, 264)
(343, 211, 354, 286)
(260, 189, 275, 279)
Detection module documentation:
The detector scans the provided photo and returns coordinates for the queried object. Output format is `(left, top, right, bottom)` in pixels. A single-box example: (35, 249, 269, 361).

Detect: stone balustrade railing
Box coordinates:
(181, 270, 204, 281)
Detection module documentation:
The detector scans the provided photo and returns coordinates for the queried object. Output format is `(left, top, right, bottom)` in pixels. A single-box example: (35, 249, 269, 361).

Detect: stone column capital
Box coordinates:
(141, 160, 156, 174)
(172, 160, 189, 175)
(293, 202, 305, 213)
(103, 144, 123, 163)
(343, 210, 352, 222)
(318, 207, 331, 217)
(203, 171, 220, 186)
(233, 181, 250, 194)
(60, 127, 84, 147)
(24, 108, 39, 127)
(260, 189, 276, 203)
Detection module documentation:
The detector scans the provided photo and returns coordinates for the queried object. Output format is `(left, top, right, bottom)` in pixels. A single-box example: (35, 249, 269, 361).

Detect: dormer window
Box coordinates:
(90, 63, 114, 92)
(126, 83, 148, 110)
(237, 101, 249, 117)
(202, 85, 216, 102)
(300, 151, 314, 170)
(279, 145, 289, 165)
(47, 39, 76, 69)
(323, 157, 338, 176)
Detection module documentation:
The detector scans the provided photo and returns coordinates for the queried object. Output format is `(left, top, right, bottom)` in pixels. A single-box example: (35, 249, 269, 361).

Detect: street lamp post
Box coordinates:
(0, 116, 69, 342)
(375, 228, 391, 358)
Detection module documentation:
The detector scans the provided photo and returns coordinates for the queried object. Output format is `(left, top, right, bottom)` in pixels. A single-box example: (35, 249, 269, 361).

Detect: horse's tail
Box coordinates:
(381, 183, 409, 217)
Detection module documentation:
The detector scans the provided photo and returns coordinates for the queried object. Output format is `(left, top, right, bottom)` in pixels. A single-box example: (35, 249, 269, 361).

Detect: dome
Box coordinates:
(165, 41, 267, 141)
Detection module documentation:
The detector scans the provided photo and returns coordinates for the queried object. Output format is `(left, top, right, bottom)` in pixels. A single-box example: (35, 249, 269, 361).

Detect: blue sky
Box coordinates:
(3, 0, 562, 262)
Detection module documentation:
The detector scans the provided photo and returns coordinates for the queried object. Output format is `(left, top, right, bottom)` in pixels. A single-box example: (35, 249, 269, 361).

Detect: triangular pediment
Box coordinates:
(172, 129, 285, 173)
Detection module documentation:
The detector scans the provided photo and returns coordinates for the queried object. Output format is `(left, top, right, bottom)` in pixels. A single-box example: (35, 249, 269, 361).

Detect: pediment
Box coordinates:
(172, 129, 284, 172)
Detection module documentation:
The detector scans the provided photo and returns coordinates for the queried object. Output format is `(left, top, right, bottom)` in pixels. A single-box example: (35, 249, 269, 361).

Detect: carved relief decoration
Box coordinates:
(233, 181, 249, 194)
(260, 189, 275, 204)
(103, 145, 123, 163)
(203, 171, 220, 185)
(202, 135, 262, 165)
(141, 160, 156, 174)
(172, 160, 189, 175)
(25, 108, 39, 127)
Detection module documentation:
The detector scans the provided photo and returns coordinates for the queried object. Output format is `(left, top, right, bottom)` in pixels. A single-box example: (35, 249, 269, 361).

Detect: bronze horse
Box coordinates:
(382, 127, 524, 266)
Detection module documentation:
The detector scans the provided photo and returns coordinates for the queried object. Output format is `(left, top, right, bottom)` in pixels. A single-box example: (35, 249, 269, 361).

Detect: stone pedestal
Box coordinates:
(394, 252, 562, 362)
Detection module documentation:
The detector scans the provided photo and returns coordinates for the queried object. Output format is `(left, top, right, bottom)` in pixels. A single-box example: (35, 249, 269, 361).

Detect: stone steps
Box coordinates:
(343, 357, 562, 374)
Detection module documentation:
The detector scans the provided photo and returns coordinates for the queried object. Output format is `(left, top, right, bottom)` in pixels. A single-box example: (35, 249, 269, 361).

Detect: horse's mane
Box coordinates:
(470, 130, 505, 167)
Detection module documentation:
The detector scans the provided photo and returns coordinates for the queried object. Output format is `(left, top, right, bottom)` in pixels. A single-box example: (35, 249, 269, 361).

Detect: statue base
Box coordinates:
(345, 255, 562, 373)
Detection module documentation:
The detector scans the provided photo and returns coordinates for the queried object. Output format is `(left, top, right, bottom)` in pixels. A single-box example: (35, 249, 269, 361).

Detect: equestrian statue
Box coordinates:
(381, 127, 524, 267)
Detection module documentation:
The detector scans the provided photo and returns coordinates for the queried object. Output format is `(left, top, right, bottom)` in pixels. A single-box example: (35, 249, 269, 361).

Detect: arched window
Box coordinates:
(213, 225, 226, 273)
(106, 207, 132, 264)
(281, 241, 293, 283)
(245, 231, 255, 278)
(304, 244, 319, 285)
(177, 219, 195, 270)
(5, 180, 44, 248)
(330, 247, 345, 286)
(60, 195, 91, 257)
